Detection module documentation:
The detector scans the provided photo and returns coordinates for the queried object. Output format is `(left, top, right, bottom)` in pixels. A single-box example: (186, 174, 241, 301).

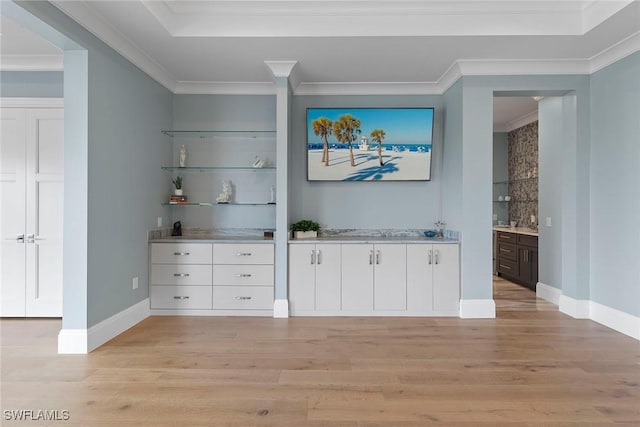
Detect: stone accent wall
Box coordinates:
(508, 121, 538, 228)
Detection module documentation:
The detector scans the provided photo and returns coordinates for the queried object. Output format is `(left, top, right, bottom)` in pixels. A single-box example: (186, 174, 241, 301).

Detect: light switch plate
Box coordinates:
(545, 217, 552, 227)
(132, 277, 138, 290)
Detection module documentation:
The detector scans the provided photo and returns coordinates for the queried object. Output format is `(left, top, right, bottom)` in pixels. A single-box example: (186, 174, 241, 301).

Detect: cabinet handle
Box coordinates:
(236, 274, 252, 278)
(499, 248, 511, 253)
(317, 249, 322, 265)
(174, 252, 190, 256)
(26, 233, 35, 243)
(16, 234, 25, 243)
(236, 252, 252, 257)
(375, 250, 381, 264)
(311, 250, 316, 264)
(500, 264, 512, 270)
(173, 273, 190, 277)
(435, 250, 440, 265)
(428, 250, 433, 265)
(173, 296, 190, 300)
(235, 296, 252, 300)
(369, 250, 373, 265)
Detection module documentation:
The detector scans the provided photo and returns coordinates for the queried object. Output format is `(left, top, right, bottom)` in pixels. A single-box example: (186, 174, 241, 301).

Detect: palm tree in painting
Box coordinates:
(333, 114, 361, 167)
(312, 117, 333, 166)
(370, 129, 386, 166)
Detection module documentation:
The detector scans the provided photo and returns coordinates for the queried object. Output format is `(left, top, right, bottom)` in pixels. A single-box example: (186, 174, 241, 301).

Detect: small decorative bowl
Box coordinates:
(423, 230, 437, 238)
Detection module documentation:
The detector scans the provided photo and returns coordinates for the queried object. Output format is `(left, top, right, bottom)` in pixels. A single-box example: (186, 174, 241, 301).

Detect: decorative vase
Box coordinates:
(174, 189, 183, 196)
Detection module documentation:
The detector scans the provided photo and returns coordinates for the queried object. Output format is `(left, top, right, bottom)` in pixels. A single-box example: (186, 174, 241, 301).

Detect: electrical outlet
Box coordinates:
(132, 277, 138, 290)
(492, 214, 498, 221)
(545, 217, 552, 227)
(157, 217, 163, 228)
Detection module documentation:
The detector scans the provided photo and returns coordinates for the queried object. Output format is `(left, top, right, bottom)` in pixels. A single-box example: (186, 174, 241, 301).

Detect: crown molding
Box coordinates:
(0, 55, 64, 71)
(457, 59, 591, 76)
(174, 81, 275, 95)
(49, 1, 177, 92)
(590, 31, 640, 73)
(495, 110, 539, 133)
(293, 82, 443, 96)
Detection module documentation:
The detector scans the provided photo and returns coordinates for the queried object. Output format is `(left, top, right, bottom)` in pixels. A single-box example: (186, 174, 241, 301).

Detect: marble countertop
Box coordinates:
(493, 226, 538, 237)
(150, 235, 274, 243)
(289, 236, 459, 244)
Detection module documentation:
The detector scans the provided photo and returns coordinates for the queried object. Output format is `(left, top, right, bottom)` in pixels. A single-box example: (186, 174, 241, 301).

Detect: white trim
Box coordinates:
(459, 299, 496, 319)
(590, 301, 640, 341)
(559, 295, 590, 319)
(264, 61, 298, 78)
(273, 299, 289, 318)
(174, 81, 275, 95)
(0, 55, 64, 71)
(590, 31, 640, 74)
(0, 97, 64, 109)
(57, 298, 150, 354)
(57, 329, 88, 354)
(293, 81, 443, 96)
(536, 282, 561, 305)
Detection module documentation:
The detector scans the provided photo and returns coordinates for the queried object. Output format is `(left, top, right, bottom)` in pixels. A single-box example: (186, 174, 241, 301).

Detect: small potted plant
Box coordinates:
(290, 219, 320, 239)
(172, 176, 183, 196)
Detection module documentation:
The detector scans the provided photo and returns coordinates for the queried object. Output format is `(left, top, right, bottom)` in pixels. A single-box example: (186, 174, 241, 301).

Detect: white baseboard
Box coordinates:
(589, 301, 640, 341)
(459, 299, 496, 318)
(273, 299, 289, 318)
(58, 298, 150, 354)
(536, 282, 561, 305)
(559, 295, 590, 319)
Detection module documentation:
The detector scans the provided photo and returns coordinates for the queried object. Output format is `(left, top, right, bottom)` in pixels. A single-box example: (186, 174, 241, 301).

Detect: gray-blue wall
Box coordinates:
(0, 71, 63, 97)
(590, 52, 640, 317)
(17, 1, 174, 328)
(290, 95, 444, 229)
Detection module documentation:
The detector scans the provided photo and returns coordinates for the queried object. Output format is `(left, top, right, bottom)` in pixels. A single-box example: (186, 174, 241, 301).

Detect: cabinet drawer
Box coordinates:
(212, 286, 273, 310)
(496, 242, 517, 261)
(497, 232, 516, 243)
(213, 244, 274, 265)
(497, 258, 518, 276)
(213, 265, 274, 286)
(151, 285, 212, 310)
(518, 234, 538, 248)
(151, 264, 212, 286)
(151, 243, 213, 264)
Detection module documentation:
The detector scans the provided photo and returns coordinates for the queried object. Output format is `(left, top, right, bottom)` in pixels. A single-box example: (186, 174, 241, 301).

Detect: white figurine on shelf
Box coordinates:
(269, 185, 276, 204)
(216, 180, 232, 203)
(179, 144, 187, 167)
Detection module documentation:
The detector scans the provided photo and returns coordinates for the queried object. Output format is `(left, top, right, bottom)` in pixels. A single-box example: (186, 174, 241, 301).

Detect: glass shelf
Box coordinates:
(163, 202, 276, 207)
(162, 166, 276, 172)
(162, 130, 276, 139)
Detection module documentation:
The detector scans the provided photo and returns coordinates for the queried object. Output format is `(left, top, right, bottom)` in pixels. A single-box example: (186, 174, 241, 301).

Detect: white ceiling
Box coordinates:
(1, 1, 638, 126)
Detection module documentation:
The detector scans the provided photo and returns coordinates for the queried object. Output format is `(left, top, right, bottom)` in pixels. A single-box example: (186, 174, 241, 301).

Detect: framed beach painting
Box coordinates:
(306, 107, 434, 181)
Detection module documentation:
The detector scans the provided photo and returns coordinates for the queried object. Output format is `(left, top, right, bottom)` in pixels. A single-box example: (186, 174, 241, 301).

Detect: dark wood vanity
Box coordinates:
(495, 229, 538, 291)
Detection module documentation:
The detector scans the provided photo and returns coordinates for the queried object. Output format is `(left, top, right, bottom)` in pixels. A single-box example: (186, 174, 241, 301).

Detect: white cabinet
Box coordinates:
(341, 244, 406, 312)
(289, 244, 341, 313)
(288, 241, 459, 317)
(407, 244, 460, 315)
(150, 242, 274, 314)
(1, 106, 64, 317)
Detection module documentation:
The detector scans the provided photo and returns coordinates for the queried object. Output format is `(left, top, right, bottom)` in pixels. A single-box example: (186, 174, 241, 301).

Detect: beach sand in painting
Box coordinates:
(308, 149, 431, 181)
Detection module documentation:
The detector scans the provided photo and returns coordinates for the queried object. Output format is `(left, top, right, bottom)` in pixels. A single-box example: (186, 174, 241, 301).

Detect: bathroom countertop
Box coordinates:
(493, 226, 538, 237)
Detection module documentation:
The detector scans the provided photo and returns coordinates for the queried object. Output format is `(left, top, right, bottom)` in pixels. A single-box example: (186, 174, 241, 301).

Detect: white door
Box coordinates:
(1, 109, 27, 316)
(373, 244, 407, 311)
(25, 109, 64, 316)
(432, 244, 460, 313)
(406, 244, 434, 313)
(0, 106, 63, 317)
(341, 244, 373, 311)
(288, 245, 316, 312)
(314, 244, 341, 311)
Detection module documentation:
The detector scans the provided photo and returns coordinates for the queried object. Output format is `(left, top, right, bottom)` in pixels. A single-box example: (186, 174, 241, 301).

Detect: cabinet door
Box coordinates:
(341, 244, 374, 311)
(373, 244, 406, 311)
(432, 245, 460, 313)
(1, 109, 27, 316)
(288, 245, 316, 312)
(315, 244, 341, 311)
(518, 247, 538, 290)
(406, 244, 433, 313)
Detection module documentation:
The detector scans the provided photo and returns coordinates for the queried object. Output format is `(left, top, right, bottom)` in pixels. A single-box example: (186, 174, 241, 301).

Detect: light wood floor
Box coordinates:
(1, 278, 639, 426)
